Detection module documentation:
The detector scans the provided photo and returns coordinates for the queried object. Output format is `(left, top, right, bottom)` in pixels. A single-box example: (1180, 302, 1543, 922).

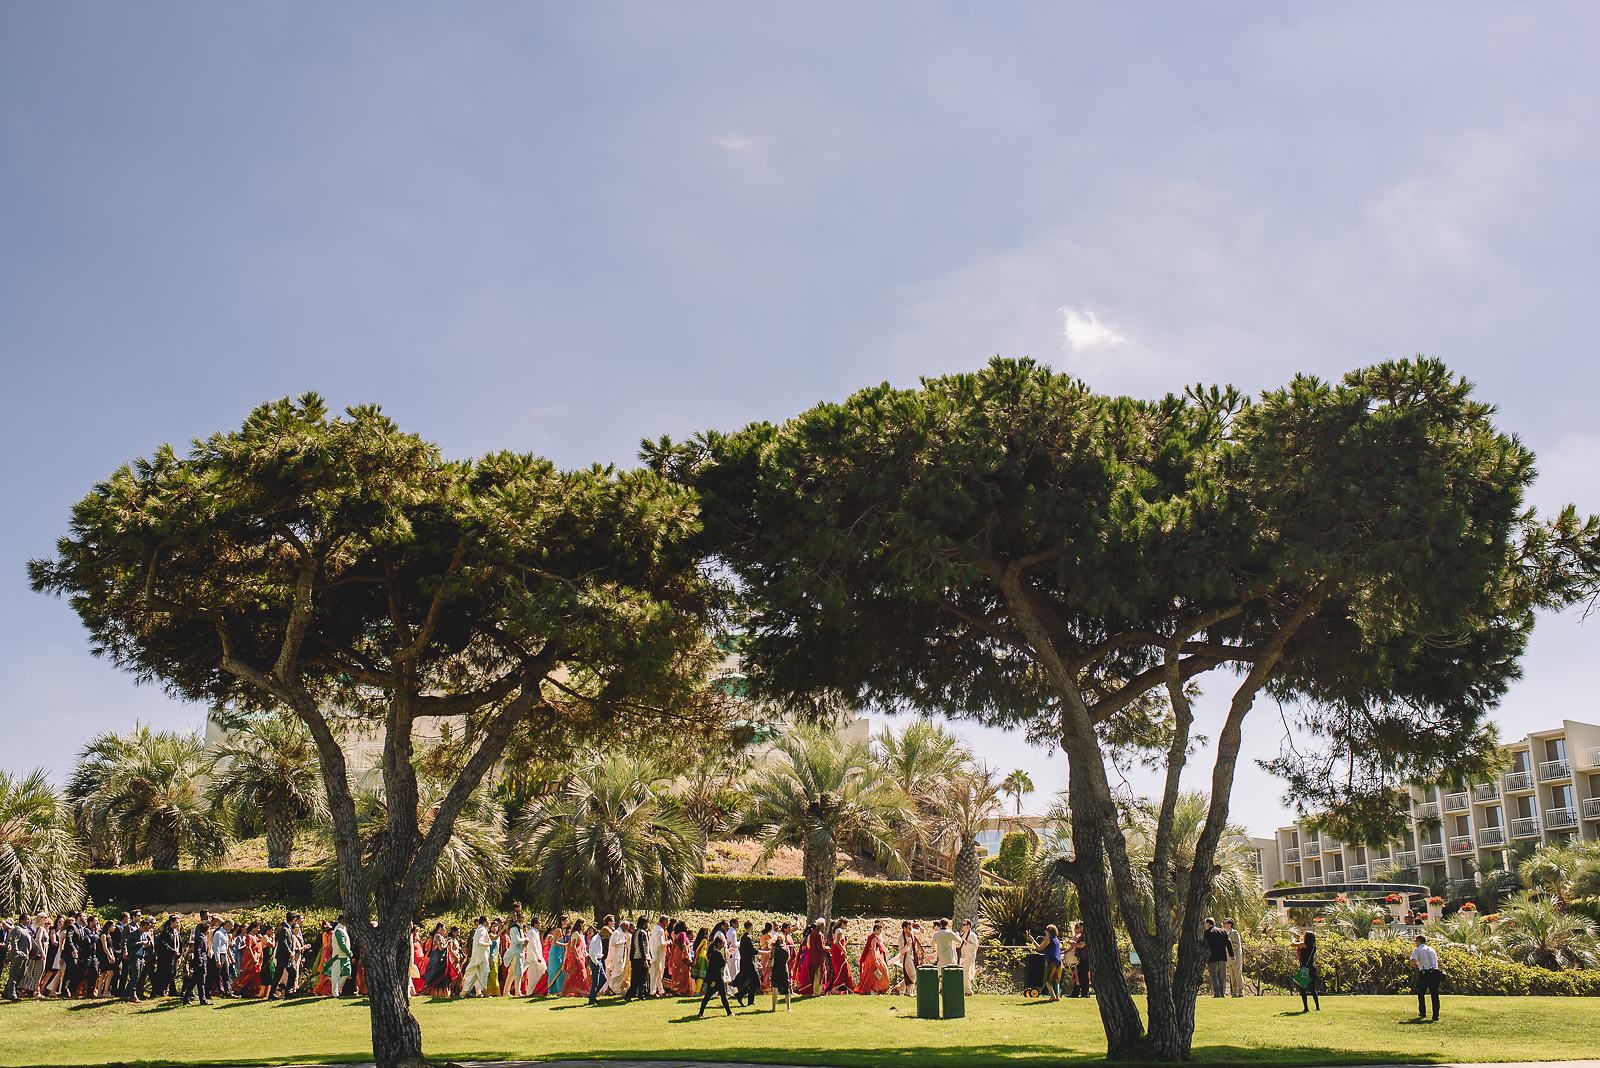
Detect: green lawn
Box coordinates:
(3, 993, 1596, 1067)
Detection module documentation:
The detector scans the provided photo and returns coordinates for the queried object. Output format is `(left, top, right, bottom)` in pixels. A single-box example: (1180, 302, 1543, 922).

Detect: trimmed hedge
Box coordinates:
(88, 867, 955, 920)
(85, 867, 320, 907)
(1250, 933, 1600, 996)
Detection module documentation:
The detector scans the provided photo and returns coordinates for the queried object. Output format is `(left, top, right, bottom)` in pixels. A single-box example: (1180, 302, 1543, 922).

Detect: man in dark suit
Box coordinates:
(626, 915, 650, 1000)
(107, 912, 129, 997)
(152, 916, 181, 997)
(1203, 917, 1233, 998)
(269, 913, 301, 999)
(736, 922, 759, 1006)
(696, 921, 733, 1017)
(181, 912, 211, 1004)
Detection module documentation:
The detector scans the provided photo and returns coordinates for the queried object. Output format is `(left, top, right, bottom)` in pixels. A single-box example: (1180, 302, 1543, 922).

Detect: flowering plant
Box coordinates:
(1384, 893, 1404, 904)
(1312, 916, 1326, 924)
(1427, 896, 1444, 905)
(1459, 901, 1477, 912)
(1334, 893, 1348, 903)
(1483, 913, 1501, 922)
(1372, 914, 1387, 924)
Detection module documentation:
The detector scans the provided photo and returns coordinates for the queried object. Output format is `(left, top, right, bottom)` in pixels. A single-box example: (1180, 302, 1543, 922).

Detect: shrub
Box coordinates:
(84, 867, 320, 907)
(1248, 931, 1600, 996)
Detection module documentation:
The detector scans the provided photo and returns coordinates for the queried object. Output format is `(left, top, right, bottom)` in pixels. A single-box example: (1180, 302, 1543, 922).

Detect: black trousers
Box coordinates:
(152, 953, 177, 997)
(181, 953, 209, 1003)
(698, 973, 731, 1015)
(626, 959, 649, 999)
(1415, 968, 1441, 1018)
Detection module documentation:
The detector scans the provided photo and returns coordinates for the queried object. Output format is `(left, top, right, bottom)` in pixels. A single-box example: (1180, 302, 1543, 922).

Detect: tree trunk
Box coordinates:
(804, 837, 837, 920)
(150, 820, 180, 870)
(1061, 743, 1150, 1060)
(265, 808, 296, 868)
(952, 837, 981, 923)
(358, 924, 427, 1068)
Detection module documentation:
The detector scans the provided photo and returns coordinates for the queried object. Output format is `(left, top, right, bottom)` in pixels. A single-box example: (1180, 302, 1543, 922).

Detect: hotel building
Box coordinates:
(1271, 718, 1600, 895)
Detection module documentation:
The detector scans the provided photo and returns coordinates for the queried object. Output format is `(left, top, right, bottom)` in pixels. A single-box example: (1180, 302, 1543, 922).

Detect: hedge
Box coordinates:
(1249, 934, 1600, 996)
(86, 867, 955, 920)
(84, 868, 320, 907)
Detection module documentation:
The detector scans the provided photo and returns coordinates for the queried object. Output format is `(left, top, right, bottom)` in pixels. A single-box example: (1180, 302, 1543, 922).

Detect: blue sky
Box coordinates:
(3, 2, 1597, 835)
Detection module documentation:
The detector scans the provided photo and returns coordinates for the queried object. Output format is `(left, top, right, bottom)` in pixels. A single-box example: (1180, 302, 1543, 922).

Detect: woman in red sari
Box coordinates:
(854, 922, 891, 994)
(561, 921, 591, 996)
(798, 920, 827, 995)
(665, 922, 694, 996)
(311, 923, 334, 996)
(825, 925, 853, 993)
(411, 926, 427, 995)
(235, 924, 264, 996)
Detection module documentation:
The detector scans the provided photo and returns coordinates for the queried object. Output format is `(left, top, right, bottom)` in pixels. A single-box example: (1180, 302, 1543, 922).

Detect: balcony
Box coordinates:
(1303, 840, 1322, 858)
(1443, 792, 1469, 813)
(1583, 797, 1600, 821)
(1419, 842, 1446, 863)
(1503, 771, 1534, 793)
(1302, 874, 1322, 886)
(1284, 847, 1301, 863)
(1539, 759, 1572, 782)
(1545, 806, 1579, 831)
(1413, 802, 1440, 821)
(1589, 747, 1600, 769)
(1471, 783, 1500, 803)
(1447, 834, 1474, 855)
(1394, 850, 1418, 868)
(1347, 864, 1369, 882)
(1479, 825, 1506, 847)
(1510, 816, 1542, 838)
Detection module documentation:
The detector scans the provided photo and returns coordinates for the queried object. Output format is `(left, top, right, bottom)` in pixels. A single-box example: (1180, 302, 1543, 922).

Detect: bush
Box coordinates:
(1248, 932, 1600, 996)
(84, 868, 320, 907)
(987, 832, 1036, 883)
(688, 874, 952, 917)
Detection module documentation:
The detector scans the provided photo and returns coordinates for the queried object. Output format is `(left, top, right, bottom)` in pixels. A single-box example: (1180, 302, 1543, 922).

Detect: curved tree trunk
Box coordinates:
(265, 808, 296, 868)
(149, 820, 181, 870)
(952, 837, 981, 923)
(803, 836, 837, 920)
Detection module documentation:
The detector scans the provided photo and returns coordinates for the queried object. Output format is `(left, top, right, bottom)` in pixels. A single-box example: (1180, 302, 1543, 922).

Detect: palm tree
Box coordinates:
(1426, 911, 1500, 956)
(1323, 898, 1385, 939)
(931, 767, 1005, 924)
(518, 753, 703, 918)
(1453, 864, 1520, 914)
(70, 725, 225, 870)
(670, 746, 752, 848)
(1496, 892, 1600, 969)
(875, 718, 969, 877)
(0, 769, 85, 914)
(1519, 841, 1600, 909)
(747, 725, 908, 919)
(1000, 769, 1034, 816)
(205, 714, 326, 867)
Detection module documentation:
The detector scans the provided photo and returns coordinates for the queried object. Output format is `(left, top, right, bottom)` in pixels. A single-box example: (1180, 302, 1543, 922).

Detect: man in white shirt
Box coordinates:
(956, 918, 980, 995)
(462, 917, 492, 997)
(932, 918, 960, 968)
(647, 915, 669, 997)
(1409, 934, 1442, 1021)
(606, 921, 630, 995)
(586, 924, 607, 1003)
(1223, 919, 1245, 997)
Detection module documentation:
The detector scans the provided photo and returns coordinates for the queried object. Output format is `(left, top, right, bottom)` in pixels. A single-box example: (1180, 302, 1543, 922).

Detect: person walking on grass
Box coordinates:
(1224, 919, 1245, 997)
(1203, 917, 1233, 997)
(769, 924, 792, 1012)
(1410, 933, 1442, 1021)
(1291, 929, 1321, 1012)
(697, 921, 732, 1017)
(1028, 925, 1063, 1001)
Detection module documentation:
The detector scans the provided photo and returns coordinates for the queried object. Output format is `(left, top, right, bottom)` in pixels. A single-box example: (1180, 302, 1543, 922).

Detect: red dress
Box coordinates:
(854, 933, 890, 994)
(825, 936, 853, 993)
(235, 934, 263, 995)
(561, 938, 591, 996)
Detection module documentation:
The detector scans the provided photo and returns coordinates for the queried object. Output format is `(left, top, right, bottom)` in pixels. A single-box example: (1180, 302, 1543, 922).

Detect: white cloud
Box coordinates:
(717, 133, 755, 154)
(1060, 306, 1126, 351)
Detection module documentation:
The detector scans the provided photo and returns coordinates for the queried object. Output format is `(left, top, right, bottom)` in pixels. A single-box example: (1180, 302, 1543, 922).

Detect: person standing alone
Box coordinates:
(1410, 934, 1442, 1021)
(1203, 918, 1233, 997)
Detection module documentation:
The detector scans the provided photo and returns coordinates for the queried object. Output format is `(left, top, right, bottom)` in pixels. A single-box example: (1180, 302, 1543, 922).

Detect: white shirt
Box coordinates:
(957, 928, 979, 966)
(468, 925, 491, 965)
(526, 926, 544, 962)
(647, 923, 667, 961)
(933, 928, 960, 967)
(588, 932, 605, 965)
(1411, 944, 1440, 970)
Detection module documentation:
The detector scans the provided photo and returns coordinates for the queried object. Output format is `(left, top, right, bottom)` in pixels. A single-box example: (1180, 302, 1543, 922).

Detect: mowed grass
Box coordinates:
(3, 993, 1597, 1067)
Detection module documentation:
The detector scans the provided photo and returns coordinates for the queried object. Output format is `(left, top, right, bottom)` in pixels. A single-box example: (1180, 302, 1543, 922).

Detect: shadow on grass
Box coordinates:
(84, 1045, 1456, 1068)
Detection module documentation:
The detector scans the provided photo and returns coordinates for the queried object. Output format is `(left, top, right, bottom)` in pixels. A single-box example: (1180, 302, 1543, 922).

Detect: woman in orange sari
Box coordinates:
(665, 922, 694, 996)
(312, 923, 334, 996)
(855, 922, 891, 994)
(561, 921, 591, 996)
(235, 924, 264, 996)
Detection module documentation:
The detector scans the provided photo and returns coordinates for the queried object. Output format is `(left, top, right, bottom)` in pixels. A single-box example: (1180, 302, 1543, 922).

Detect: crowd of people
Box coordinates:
(1, 906, 988, 1011)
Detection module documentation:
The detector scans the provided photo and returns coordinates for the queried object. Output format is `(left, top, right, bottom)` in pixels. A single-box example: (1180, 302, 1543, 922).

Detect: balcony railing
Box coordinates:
(1479, 825, 1506, 847)
(1503, 771, 1534, 793)
(1347, 864, 1368, 882)
(1419, 842, 1446, 863)
(1545, 806, 1579, 830)
(1447, 834, 1474, 855)
(1510, 816, 1541, 838)
(1394, 850, 1417, 868)
(1589, 747, 1600, 769)
(1284, 847, 1301, 863)
(1539, 759, 1572, 782)
(1302, 874, 1322, 886)
(1582, 797, 1600, 821)
(1443, 792, 1469, 813)
(1303, 841, 1321, 858)
(1471, 783, 1500, 803)
(1413, 802, 1440, 820)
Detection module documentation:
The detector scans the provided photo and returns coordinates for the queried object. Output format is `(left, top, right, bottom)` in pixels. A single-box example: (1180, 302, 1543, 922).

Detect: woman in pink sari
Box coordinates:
(855, 922, 891, 994)
(825, 925, 853, 993)
(561, 922, 591, 996)
(665, 922, 695, 996)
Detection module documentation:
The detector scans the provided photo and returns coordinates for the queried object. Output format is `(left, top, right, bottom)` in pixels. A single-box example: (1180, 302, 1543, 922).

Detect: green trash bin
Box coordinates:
(941, 966, 966, 1019)
(915, 965, 941, 1019)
